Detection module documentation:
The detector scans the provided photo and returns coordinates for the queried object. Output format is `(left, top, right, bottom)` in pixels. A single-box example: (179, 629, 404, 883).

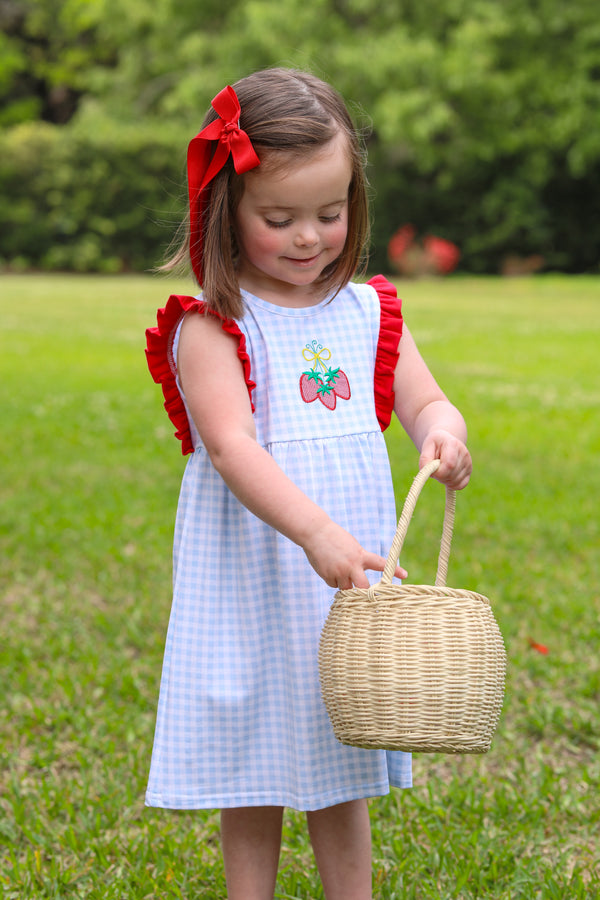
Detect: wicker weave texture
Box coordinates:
(319, 585, 506, 753)
(318, 460, 507, 754)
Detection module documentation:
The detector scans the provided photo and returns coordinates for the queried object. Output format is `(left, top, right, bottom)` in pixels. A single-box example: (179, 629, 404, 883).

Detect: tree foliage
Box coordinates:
(1, 0, 599, 272)
(0, 0, 119, 124)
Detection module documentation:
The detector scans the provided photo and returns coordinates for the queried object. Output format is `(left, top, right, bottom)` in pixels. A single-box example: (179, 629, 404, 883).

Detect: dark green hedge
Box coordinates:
(0, 120, 189, 273)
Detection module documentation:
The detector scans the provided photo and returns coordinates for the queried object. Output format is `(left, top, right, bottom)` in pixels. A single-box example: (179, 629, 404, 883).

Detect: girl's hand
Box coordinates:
(419, 429, 472, 490)
(302, 520, 407, 590)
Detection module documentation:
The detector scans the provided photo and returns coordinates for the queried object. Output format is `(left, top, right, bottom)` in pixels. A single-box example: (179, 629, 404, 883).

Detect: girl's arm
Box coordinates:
(177, 312, 405, 590)
(393, 325, 472, 490)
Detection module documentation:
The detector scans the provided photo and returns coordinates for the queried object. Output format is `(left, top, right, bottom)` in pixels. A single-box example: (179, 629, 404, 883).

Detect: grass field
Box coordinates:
(1, 273, 599, 898)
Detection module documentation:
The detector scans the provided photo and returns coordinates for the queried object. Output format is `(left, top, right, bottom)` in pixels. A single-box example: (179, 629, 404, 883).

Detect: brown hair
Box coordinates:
(163, 68, 370, 319)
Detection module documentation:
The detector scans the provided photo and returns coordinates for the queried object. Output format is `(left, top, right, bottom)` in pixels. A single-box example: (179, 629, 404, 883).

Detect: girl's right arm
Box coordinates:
(177, 313, 404, 590)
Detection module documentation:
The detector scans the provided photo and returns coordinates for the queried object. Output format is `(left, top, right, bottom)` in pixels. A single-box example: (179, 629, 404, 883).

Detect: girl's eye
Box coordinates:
(264, 212, 342, 228)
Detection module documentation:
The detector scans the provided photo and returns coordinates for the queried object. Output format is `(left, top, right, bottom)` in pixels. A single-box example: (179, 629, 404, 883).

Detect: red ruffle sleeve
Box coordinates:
(368, 275, 403, 431)
(145, 295, 256, 455)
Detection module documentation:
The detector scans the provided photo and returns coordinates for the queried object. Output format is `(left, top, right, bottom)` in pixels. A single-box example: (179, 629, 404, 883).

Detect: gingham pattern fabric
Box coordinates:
(145, 281, 412, 811)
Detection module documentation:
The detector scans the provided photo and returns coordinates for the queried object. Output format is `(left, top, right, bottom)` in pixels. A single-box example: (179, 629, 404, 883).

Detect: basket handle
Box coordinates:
(379, 459, 456, 588)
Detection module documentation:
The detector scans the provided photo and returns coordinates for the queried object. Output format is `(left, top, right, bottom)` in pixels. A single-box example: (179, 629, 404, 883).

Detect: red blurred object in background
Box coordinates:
(387, 224, 416, 260)
(388, 224, 460, 277)
(528, 637, 549, 655)
(423, 235, 461, 274)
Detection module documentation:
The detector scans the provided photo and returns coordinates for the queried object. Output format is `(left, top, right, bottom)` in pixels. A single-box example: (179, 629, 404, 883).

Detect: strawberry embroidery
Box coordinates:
(299, 341, 351, 410)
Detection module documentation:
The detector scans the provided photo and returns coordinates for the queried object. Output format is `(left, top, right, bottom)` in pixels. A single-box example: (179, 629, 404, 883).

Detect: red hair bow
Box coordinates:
(187, 85, 260, 284)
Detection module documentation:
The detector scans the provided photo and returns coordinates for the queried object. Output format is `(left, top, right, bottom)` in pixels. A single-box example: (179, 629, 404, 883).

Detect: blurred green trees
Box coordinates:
(1, 0, 599, 273)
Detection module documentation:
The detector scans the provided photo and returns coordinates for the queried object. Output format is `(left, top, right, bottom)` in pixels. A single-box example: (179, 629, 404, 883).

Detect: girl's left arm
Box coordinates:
(393, 325, 472, 490)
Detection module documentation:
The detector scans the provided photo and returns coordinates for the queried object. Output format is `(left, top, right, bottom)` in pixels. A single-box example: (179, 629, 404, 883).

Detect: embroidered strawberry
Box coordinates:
(299, 371, 321, 403)
(326, 368, 351, 401)
(317, 381, 337, 410)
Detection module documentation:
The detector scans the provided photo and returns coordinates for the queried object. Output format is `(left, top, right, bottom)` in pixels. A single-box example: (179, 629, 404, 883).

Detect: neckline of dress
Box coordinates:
(241, 288, 336, 317)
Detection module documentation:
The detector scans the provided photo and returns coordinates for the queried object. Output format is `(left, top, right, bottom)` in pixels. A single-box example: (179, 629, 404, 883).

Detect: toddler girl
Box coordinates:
(145, 67, 471, 900)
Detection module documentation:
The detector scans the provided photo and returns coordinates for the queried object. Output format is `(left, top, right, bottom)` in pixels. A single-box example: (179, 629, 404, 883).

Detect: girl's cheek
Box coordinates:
(331, 219, 349, 247)
(254, 228, 286, 253)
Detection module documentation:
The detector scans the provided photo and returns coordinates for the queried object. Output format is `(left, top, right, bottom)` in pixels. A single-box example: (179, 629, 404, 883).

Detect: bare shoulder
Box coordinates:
(177, 310, 254, 440)
(178, 309, 243, 371)
(179, 308, 229, 349)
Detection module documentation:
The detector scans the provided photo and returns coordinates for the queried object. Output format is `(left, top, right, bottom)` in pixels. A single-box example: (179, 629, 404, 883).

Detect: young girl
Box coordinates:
(145, 67, 471, 900)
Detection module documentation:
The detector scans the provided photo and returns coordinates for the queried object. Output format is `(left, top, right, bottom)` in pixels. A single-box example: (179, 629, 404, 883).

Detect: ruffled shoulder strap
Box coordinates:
(145, 294, 255, 455)
(368, 275, 404, 431)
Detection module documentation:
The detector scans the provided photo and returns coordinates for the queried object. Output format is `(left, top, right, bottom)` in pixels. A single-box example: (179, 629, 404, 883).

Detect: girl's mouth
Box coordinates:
(285, 253, 321, 267)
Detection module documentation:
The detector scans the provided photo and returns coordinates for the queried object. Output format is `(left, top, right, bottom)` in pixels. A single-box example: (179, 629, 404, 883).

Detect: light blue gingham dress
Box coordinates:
(145, 279, 412, 810)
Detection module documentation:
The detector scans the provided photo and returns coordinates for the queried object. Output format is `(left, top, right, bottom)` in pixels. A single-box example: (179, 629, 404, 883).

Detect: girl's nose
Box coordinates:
(294, 222, 319, 248)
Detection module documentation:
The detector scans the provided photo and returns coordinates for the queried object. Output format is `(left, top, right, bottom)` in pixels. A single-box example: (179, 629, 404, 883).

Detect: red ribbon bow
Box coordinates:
(187, 85, 260, 284)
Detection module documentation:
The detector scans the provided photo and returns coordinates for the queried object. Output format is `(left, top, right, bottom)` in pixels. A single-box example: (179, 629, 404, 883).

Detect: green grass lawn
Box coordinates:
(1, 273, 599, 898)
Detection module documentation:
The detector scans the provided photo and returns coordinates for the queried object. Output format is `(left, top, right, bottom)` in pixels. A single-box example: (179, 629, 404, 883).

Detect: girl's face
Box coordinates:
(234, 132, 352, 305)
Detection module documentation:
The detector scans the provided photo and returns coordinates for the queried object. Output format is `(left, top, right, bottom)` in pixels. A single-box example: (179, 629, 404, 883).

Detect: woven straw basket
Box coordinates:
(319, 459, 506, 754)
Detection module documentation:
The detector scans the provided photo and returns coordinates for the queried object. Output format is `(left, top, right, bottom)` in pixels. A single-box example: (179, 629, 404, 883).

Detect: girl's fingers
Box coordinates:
(419, 433, 472, 490)
(306, 524, 408, 590)
(344, 555, 407, 590)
